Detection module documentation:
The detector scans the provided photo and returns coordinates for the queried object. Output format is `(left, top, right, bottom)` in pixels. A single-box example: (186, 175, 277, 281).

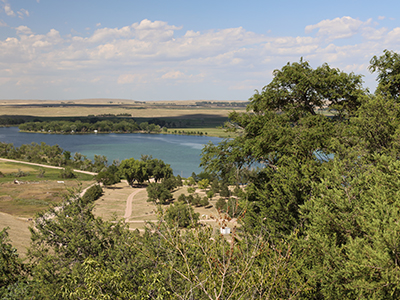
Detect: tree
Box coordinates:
(146, 182, 172, 204)
(164, 202, 199, 228)
(197, 178, 209, 190)
(299, 153, 400, 298)
(145, 158, 173, 182)
(369, 49, 400, 100)
(0, 228, 28, 297)
(27, 190, 132, 299)
(119, 158, 148, 185)
(250, 58, 365, 118)
(95, 165, 120, 186)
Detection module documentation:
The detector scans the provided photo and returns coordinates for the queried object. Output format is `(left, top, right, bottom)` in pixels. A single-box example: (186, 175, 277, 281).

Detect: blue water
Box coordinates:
(0, 127, 223, 178)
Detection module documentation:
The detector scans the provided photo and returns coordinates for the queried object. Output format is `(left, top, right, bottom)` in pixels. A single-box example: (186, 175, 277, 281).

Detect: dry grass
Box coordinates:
(94, 182, 235, 231)
(0, 99, 246, 118)
(0, 212, 32, 258)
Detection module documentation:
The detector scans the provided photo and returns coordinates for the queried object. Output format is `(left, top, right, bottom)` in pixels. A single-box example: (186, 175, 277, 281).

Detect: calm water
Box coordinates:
(0, 127, 223, 178)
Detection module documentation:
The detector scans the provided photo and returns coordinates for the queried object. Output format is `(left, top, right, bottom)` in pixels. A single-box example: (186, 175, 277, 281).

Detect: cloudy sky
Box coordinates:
(0, 0, 399, 101)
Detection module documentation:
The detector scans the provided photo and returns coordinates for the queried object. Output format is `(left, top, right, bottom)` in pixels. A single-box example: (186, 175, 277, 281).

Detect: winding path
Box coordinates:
(123, 187, 146, 221)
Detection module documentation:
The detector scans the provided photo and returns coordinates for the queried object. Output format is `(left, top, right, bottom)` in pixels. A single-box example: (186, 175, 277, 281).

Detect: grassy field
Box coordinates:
(0, 161, 95, 257)
(0, 161, 94, 217)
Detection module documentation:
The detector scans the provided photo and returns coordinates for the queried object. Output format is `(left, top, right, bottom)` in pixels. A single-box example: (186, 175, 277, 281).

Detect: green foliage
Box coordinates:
(37, 168, 45, 178)
(119, 158, 148, 185)
(199, 196, 209, 207)
(164, 202, 199, 228)
(59, 167, 76, 179)
(219, 184, 231, 198)
(187, 186, 195, 194)
(216, 198, 226, 211)
(250, 58, 365, 117)
(95, 165, 120, 186)
(369, 49, 400, 100)
(144, 158, 173, 182)
(27, 191, 132, 299)
(197, 178, 209, 190)
(11, 169, 29, 178)
(300, 154, 400, 298)
(146, 182, 172, 204)
(82, 184, 103, 204)
(0, 228, 27, 297)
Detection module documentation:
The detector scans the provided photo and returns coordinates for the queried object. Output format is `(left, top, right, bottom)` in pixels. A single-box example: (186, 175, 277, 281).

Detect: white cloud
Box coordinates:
(161, 70, 186, 79)
(17, 8, 29, 19)
(15, 25, 32, 35)
(0, 17, 398, 100)
(3, 2, 15, 16)
(305, 16, 370, 41)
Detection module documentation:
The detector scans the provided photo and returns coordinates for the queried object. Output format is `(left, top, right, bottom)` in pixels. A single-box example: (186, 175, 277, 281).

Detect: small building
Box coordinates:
(220, 227, 231, 235)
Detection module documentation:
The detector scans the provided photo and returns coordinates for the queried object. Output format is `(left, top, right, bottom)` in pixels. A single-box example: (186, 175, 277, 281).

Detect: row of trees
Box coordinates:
(0, 141, 110, 172)
(18, 119, 163, 134)
(2, 50, 400, 298)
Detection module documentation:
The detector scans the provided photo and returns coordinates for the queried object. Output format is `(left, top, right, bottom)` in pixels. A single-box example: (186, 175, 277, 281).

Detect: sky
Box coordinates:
(0, 0, 400, 101)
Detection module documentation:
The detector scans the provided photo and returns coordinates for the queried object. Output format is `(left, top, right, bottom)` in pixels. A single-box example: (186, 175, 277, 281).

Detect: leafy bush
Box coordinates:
(11, 169, 29, 178)
(82, 184, 103, 204)
(59, 167, 76, 179)
(165, 202, 199, 228)
(37, 168, 45, 178)
(216, 198, 227, 211)
(206, 190, 214, 199)
(178, 193, 187, 202)
(200, 197, 209, 207)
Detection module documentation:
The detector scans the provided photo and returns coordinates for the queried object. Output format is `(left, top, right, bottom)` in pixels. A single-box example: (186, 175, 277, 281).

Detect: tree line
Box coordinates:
(2, 49, 400, 298)
(18, 119, 163, 134)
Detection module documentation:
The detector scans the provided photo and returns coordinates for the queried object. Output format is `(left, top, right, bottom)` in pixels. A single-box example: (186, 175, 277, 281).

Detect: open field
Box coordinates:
(95, 181, 236, 232)
(0, 99, 247, 119)
(0, 161, 95, 217)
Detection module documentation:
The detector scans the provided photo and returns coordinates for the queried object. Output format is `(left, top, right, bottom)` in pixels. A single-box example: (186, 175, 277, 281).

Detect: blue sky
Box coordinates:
(0, 0, 400, 101)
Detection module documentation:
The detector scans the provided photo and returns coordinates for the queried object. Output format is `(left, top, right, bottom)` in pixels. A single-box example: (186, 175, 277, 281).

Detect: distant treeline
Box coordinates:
(19, 119, 164, 134)
(194, 101, 249, 107)
(0, 141, 109, 173)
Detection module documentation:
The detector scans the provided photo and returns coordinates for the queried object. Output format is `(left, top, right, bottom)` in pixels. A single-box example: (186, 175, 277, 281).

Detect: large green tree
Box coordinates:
(119, 158, 148, 185)
(250, 58, 365, 118)
(369, 49, 400, 100)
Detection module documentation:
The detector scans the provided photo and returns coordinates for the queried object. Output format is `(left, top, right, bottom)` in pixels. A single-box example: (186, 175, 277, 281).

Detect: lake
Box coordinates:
(0, 127, 223, 178)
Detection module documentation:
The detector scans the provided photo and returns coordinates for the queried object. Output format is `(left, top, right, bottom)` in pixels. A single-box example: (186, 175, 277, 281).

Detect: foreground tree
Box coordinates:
(0, 228, 28, 298)
(250, 58, 365, 118)
(299, 153, 400, 298)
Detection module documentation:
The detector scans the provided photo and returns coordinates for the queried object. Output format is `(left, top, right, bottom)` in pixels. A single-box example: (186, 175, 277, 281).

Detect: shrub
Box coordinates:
(219, 184, 231, 198)
(82, 184, 103, 204)
(165, 202, 199, 228)
(59, 167, 76, 179)
(216, 198, 227, 211)
(200, 197, 209, 207)
(178, 193, 187, 202)
(12, 169, 29, 178)
(37, 168, 45, 178)
(206, 190, 214, 199)
(192, 194, 201, 207)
